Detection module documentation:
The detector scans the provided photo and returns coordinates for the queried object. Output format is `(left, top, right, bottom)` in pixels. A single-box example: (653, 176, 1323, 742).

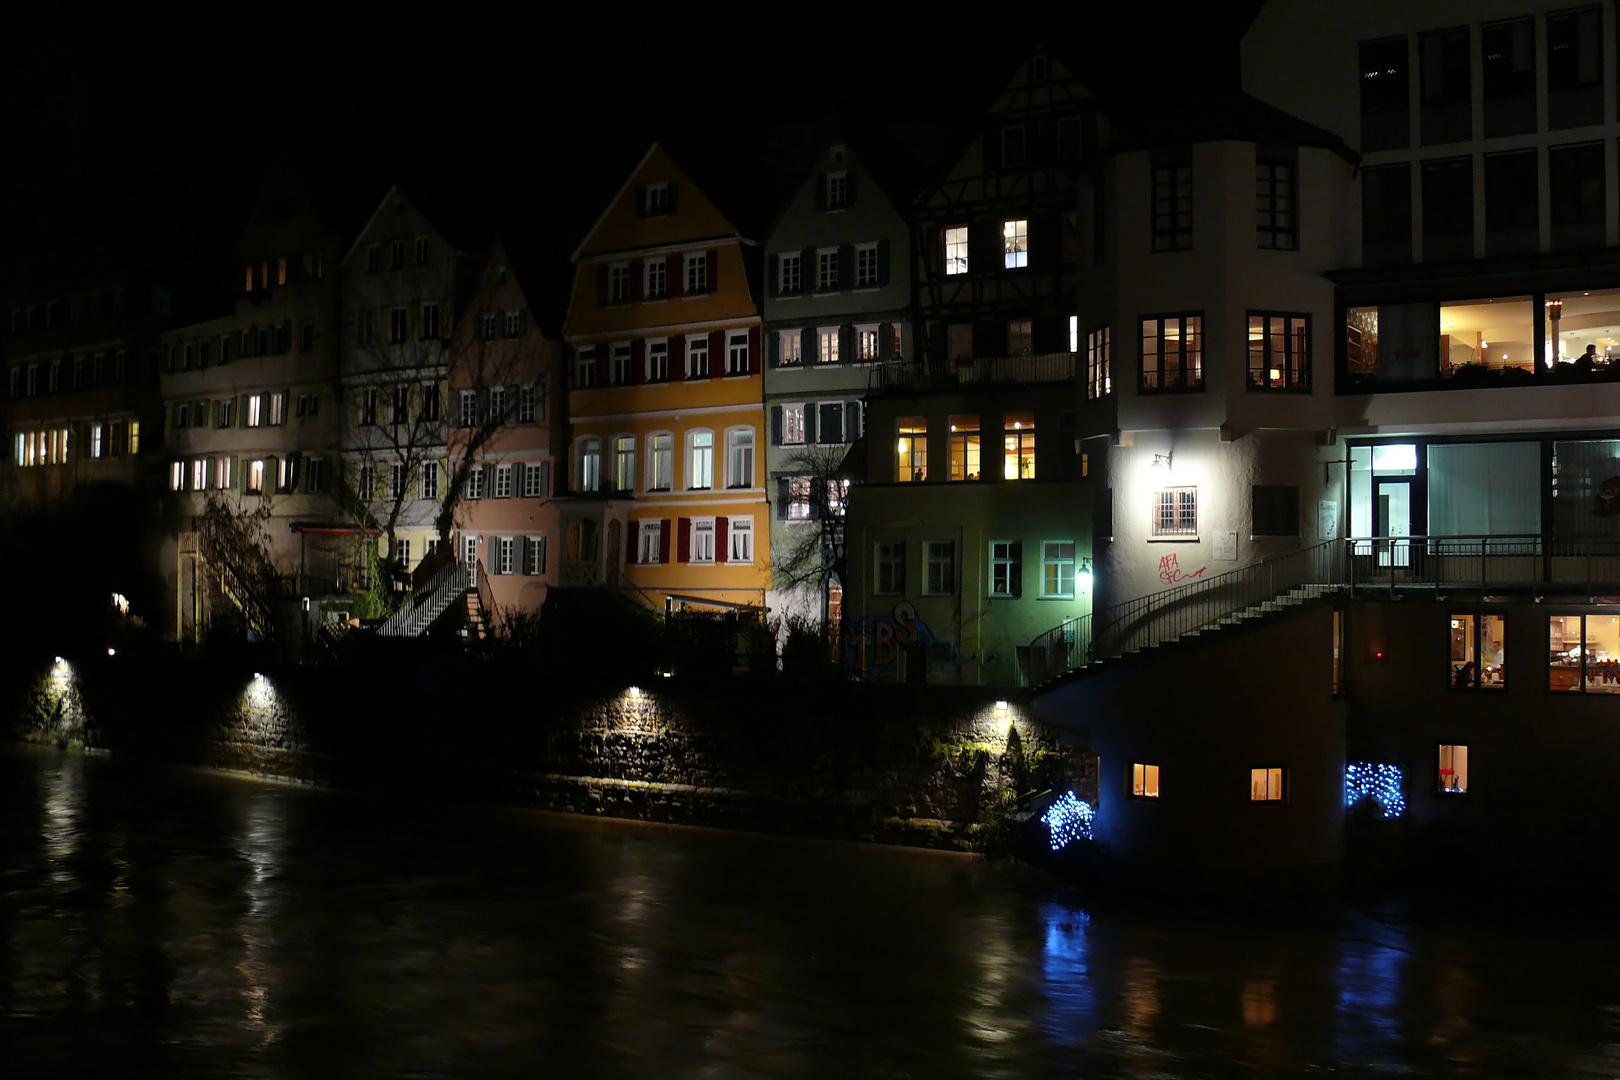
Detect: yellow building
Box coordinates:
(561, 144, 768, 612)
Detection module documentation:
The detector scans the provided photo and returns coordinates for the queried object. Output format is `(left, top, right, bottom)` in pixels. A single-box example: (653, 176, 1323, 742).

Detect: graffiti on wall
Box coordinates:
(1158, 553, 1206, 585)
(847, 600, 936, 677)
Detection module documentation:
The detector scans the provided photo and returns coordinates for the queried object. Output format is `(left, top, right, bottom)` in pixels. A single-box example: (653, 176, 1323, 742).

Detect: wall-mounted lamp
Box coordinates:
(53, 655, 64, 665)
(1075, 557, 1094, 591)
(107, 648, 116, 657)
(995, 699, 1009, 713)
(1152, 452, 1173, 470)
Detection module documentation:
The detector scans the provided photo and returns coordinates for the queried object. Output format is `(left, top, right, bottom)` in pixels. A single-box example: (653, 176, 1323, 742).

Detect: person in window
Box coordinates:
(1453, 661, 1476, 688)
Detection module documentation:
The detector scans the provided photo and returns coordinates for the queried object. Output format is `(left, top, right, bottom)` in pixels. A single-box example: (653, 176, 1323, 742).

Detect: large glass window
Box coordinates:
(1003, 413, 1035, 480)
(1151, 162, 1193, 251)
(1549, 142, 1606, 251)
(897, 419, 927, 482)
(1086, 326, 1111, 399)
(1247, 313, 1309, 390)
(1427, 442, 1539, 536)
(1548, 289, 1620, 367)
(1419, 27, 1471, 145)
(1482, 18, 1535, 137)
(1450, 613, 1506, 689)
(949, 416, 981, 481)
(1484, 150, 1538, 257)
(1553, 438, 1620, 539)
(944, 226, 968, 275)
(1549, 614, 1620, 693)
(1547, 6, 1603, 128)
(1422, 158, 1473, 261)
(648, 434, 673, 491)
(688, 431, 714, 490)
(1140, 314, 1203, 391)
(1440, 296, 1534, 377)
(1003, 220, 1028, 268)
(1360, 37, 1410, 151)
(613, 435, 636, 493)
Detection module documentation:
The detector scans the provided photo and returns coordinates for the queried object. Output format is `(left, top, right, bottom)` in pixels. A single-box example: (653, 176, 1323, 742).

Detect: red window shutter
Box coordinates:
(658, 519, 672, 564)
(677, 517, 691, 562)
(748, 326, 761, 375)
(707, 250, 718, 294)
(667, 255, 682, 299)
(631, 339, 646, 384)
(709, 330, 724, 379)
(670, 334, 684, 381)
(715, 517, 729, 563)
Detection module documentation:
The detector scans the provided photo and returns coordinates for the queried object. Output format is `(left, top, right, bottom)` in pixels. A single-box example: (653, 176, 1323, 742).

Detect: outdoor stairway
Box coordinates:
(375, 558, 473, 638)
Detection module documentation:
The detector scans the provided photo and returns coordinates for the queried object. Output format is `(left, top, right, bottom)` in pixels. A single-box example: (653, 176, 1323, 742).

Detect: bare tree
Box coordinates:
(193, 489, 279, 640)
(772, 445, 852, 638)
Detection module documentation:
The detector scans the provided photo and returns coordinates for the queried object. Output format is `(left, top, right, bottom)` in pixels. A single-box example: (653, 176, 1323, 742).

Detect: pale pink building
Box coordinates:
(446, 242, 562, 622)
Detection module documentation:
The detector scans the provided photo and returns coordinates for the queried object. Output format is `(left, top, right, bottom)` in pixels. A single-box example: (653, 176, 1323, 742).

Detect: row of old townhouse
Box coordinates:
(9, 2, 1620, 887)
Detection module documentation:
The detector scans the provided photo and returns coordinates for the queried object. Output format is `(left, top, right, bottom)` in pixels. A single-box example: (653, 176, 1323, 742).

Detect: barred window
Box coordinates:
(1154, 486, 1198, 537)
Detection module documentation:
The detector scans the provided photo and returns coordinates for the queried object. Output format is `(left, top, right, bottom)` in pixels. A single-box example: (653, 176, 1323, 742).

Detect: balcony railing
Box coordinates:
(869, 352, 1076, 393)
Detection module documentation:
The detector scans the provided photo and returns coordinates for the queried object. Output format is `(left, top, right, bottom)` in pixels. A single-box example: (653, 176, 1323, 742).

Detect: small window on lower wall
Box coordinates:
(1130, 762, 1160, 799)
(1250, 767, 1285, 802)
(1549, 614, 1620, 693)
(1450, 613, 1506, 689)
(1438, 744, 1469, 794)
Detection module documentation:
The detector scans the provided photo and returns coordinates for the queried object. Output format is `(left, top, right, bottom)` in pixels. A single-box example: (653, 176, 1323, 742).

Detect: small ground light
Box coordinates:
(995, 700, 1009, 712)
(253, 672, 263, 680)
(54, 656, 64, 665)
(107, 648, 116, 657)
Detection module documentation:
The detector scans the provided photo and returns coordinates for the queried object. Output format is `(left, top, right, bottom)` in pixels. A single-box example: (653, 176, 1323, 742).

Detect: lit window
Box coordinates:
(1041, 541, 1075, 599)
(1140, 313, 1204, 391)
(247, 395, 263, 428)
(614, 436, 636, 492)
(578, 437, 601, 493)
(1003, 219, 1028, 268)
(857, 327, 879, 362)
(817, 328, 839, 365)
(1131, 763, 1161, 799)
(1451, 613, 1506, 688)
(1438, 744, 1469, 794)
(1154, 487, 1198, 538)
(1003, 413, 1035, 480)
(780, 331, 802, 366)
(169, 460, 184, 491)
(247, 459, 265, 495)
(727, 428, 754, 488)
(897, 418, 927, 482)
(944, 225, 969, 275)
(949, 416, 981, 481)
(1250, 767, 1285, 802)
(787, 478, 811, 521)
(781, 404, 806, 446)
(637, 521, 662, 564)
(1087, 326, 1112, 399)
(1549, 614, 1620, 693)
(1247, 312, 1309, 390)
(648, 434, 673, 491)
(192, 459, 208, 491)
(688, 431, 714, 490)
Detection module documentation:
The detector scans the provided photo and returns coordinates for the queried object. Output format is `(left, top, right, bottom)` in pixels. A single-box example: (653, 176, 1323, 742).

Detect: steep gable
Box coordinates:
(571, 144, 742, 262)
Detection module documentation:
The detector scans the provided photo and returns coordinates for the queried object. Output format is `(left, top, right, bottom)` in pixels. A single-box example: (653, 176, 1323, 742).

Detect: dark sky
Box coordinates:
(5, 4, 1258, 330)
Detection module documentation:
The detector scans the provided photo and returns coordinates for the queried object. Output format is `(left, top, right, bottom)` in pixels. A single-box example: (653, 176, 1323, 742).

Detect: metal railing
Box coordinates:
(1344, 534, 1620, 597)
(869, 352, 1077, 393)
(375, 557, 472, 638)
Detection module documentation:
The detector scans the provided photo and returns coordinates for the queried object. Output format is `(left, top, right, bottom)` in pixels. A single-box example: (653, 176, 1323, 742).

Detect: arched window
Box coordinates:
(577, 436, 601, 492)
(687, 430, 714, 490)
(647, 432, 673, 492)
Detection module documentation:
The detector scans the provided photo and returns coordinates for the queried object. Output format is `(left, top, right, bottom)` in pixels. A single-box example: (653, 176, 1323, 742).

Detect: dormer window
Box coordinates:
(826, 171, 849, 210)
(645, 182, 671, 215)
(830, 144, 846, 165)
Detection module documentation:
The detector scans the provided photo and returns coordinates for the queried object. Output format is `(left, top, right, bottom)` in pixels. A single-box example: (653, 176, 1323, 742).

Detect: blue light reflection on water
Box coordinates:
(1038, 902, 1096, 1049)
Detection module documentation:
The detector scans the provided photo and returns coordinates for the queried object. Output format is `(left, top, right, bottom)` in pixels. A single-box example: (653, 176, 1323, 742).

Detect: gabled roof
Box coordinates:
(1095, 89, 1358, 165)
(569, 143, 747, 263)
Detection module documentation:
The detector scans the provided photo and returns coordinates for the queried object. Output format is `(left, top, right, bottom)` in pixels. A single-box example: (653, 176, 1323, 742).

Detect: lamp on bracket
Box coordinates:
(1152, 451, 1173, 470)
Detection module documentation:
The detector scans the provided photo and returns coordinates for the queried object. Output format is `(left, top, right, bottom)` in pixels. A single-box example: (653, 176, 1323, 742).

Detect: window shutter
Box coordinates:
(265, 455, 279, 493)
(838, 245, 854, 290)
(669, 334, 685, 381)
(1011, 541, 1023, 598)
(513, 461, 525, 496)
(715, 517, 729, 562)
(515, 536, 528, 574)
(234, 456, 244, 493)
(775, 479, 789, 519)
(630, 258, 644, 301)
(631, 339, 646, 384)
(845, 169, 858, 206)
(477, 386, 490, 423)
(768, 254, 779, 296)
(839, 324, 856, 366)
(238, 395, 249, 426)
(678, 517, 691, 562)
(770, 405, 783, 444)
(801, 246, 815, 284)
(879, 322, 894, 362)
(667, 255, 682, 299)
(658, 519, 672, 564)
(803, 406, 817, 445)
(814, 174, 827, 211)
(877, 240, 890, 286)
(749, 326, 761, 375)
(667, 182, 679, 213)
(709, 330, 724, 379)
(768, 331, 780, 366)
(538, 461, 552, 496)
(706, 250, 718, 294)
(800, 327, 814, 362)
(596, 265, 609, 305)
(484, 464, 496, 497)
(845, 401, 862, 440)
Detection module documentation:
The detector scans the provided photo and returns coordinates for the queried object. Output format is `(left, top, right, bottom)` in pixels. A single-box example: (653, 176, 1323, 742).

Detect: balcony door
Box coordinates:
(1376, 478, 1412, 567)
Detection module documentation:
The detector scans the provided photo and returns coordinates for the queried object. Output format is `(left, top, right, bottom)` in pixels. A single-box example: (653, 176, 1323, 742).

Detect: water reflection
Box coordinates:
(5, 744, 1620, 1079)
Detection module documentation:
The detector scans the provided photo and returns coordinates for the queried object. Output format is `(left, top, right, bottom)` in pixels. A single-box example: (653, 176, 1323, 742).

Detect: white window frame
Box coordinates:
(826, 171, 849, 208)
(645, 259, 667, 300)
(495, 463, 513, 499)
(505, 310, 521, 336)
(421, 460, 439, 501)
(944, 225, 969, 275)
(247, 394, 263, 428)
(781, 403, 806, 446)
(855, 242, 879, 287)
(217, 456, 233, 490)
(610, 342, 632, 385)
(687, 430, 714, 490)
(522, 459, 546, 498)
(458, 389, 477, 427)
(691, 517, 716, 564)
(518, 385, 537, 423)
(1003, 219, 1028, 269)
(725, 332, 749, 376)
(726, 427, 755, 489)
(465, 465, 486, 500)
(488, 386, 505, 424)
(728, 516, 753, 563)
(816, 248, 838, 292)
(779, 330, 802, 366)
(989, 540, 1018, 598)
(577, 437, 601, 493)
(647, 339, 669, 381)
(778, 252, 802, 296)
(644, 181, 670, 215)
(787, 477, 811, 521)
(608, 262, 631, 303)
(1153, 486, 1198, 538)
(817, 327, 839, 365)
(575, 346, 597, 387)
(1041, 540, 1076, 599)
(637, 520, 662, 565)
(647, 433, 673, 491)
(856, 325, 879, 362)
(925, 540, 955, 596)
(684, 251, 708, 294)
(498, 536, 515, 574)
(192, 458, 208, 491)
(526, 535, 547, 575)
(686, 336, 710, 378)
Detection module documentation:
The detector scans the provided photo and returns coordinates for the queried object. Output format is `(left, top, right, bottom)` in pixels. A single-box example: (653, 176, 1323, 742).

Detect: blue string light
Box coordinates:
(1041, 791, 1094, 850)
(1344, 762, 1406, 818)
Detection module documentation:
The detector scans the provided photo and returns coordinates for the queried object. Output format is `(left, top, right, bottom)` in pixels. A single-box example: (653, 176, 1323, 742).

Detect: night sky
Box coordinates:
(5, 4, 1258, 330)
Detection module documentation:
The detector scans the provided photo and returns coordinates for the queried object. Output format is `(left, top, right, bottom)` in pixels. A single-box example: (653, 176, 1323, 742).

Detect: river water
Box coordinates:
(3, 743, 1618, 1078)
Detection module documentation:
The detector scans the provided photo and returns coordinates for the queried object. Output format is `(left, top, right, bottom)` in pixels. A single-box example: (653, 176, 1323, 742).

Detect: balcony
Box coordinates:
(869, 352, 1076, 394)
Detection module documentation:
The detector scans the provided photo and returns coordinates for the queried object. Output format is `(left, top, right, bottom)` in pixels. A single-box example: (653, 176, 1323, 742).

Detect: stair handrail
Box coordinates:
(376, 555, 468, 637)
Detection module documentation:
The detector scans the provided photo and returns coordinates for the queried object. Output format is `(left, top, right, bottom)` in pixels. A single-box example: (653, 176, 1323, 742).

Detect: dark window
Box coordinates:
(1419, 27, 1471, 145)
(1484, 150, 1538, 257)
(1421, 158, 1473, 262)
(1247, 313, 1309, 391)
(1252, 485, 1301, 537)
(1360, 37, 1410, 151)
(1151, 162, 1193, 252)
(1482, 18, 1536, 136)
(1548, 7, 1603, 128)
(1139, 313, 1203, 392)
(1255, 158, 1296, 250)
(1362, 165, 1412, 265)
(1549, 142, 1605, 250)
